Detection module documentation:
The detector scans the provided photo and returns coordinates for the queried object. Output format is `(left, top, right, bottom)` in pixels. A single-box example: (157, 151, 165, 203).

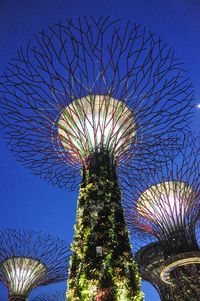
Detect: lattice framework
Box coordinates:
(0, 229, 71, 299)
(0, 17, 194, 190)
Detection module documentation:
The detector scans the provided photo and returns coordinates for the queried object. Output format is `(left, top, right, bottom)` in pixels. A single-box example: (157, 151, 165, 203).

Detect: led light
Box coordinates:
(137, 181, 194, 232)
(2, 257, 46, 295)
(58, 95, 136, 160)
(96, 246, 103, 256)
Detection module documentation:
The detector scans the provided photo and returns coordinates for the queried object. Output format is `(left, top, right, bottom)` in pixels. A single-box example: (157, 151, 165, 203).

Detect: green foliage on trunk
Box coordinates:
(67, 152, 143, 301)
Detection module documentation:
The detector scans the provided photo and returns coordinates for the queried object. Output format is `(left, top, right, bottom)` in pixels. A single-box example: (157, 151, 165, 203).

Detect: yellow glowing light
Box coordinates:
(137, 181, 194, 229)
(2, 257, 46, 295)
(58, 95, 136, 160)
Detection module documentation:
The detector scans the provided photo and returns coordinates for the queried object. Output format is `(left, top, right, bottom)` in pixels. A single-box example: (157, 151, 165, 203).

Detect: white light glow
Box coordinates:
(2, 257, 46, 295)
(58, 95, 136, 160)
(137, 181, 194, 232)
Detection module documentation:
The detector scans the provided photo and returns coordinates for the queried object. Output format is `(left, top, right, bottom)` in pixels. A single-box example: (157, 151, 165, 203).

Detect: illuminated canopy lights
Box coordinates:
(57, 95, 136, 162)
(137, 181, 194, 233)
(2, 257, 46, 295)
(0, 17, 194, 189)
(0, 17, 195, 300)
(126, 136, 200, 257)
(0, 229, 71, 300)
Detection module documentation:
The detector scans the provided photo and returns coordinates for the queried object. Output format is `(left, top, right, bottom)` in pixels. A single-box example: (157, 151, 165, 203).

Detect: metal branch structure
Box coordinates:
(126, 136, 200, 299)
(0, 17, 193, 190)
(32, 291, 66, 301)
(0, 17, 195, 301)
(126, 136, 200, 254)
(0, 229, 71, 301)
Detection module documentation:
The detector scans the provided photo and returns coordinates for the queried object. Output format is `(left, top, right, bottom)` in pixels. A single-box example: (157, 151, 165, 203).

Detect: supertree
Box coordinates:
(31, 291, 66, 301)
(0, 17, 194, 300)
(0, 229, 71, 301)
(126, 136, 200, 299)
(135, 242, 190, 301)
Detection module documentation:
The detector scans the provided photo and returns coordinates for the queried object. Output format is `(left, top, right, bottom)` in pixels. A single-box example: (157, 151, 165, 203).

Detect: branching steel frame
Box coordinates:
(0, 229, 71, 301)
(0, 17, 194, 190)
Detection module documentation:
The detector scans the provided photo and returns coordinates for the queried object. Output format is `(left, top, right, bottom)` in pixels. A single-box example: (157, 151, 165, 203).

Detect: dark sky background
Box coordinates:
(0, 1, 200, 300)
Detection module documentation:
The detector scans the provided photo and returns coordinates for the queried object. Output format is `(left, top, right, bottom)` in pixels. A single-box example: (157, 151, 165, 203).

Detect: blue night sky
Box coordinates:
(0, 1, 200, 300)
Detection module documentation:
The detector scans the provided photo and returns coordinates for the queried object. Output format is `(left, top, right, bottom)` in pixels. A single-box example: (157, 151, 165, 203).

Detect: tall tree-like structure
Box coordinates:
(126, 137, 200, 300)
(135, 242, 192, 301)
(0, 17, 194, 300)
(0, 229, 70, 301)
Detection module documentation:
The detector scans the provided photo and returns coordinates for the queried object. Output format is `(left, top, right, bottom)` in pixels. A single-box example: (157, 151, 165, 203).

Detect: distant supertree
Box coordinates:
(0, 229, 70, 301)
(32, 291, 66, 301)
(135, 242, 187, 301)
(126, 136, 200, 299)
(132, 238, 200, 301)
(0, 17, 194, 300)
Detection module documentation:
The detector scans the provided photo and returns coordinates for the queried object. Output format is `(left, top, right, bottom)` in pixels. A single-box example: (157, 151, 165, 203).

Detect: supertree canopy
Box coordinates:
(0, 17, 195, 300)
(0, 17, 194, 189)
(57, 94, 136, 165)
(136, 180, 196, 250)
(126, 136, 200, 299)
(0, 229, 71, 301)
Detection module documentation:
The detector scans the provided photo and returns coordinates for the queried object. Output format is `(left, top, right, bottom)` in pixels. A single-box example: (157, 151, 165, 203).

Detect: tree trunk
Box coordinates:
(67, 151, 142, 301)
